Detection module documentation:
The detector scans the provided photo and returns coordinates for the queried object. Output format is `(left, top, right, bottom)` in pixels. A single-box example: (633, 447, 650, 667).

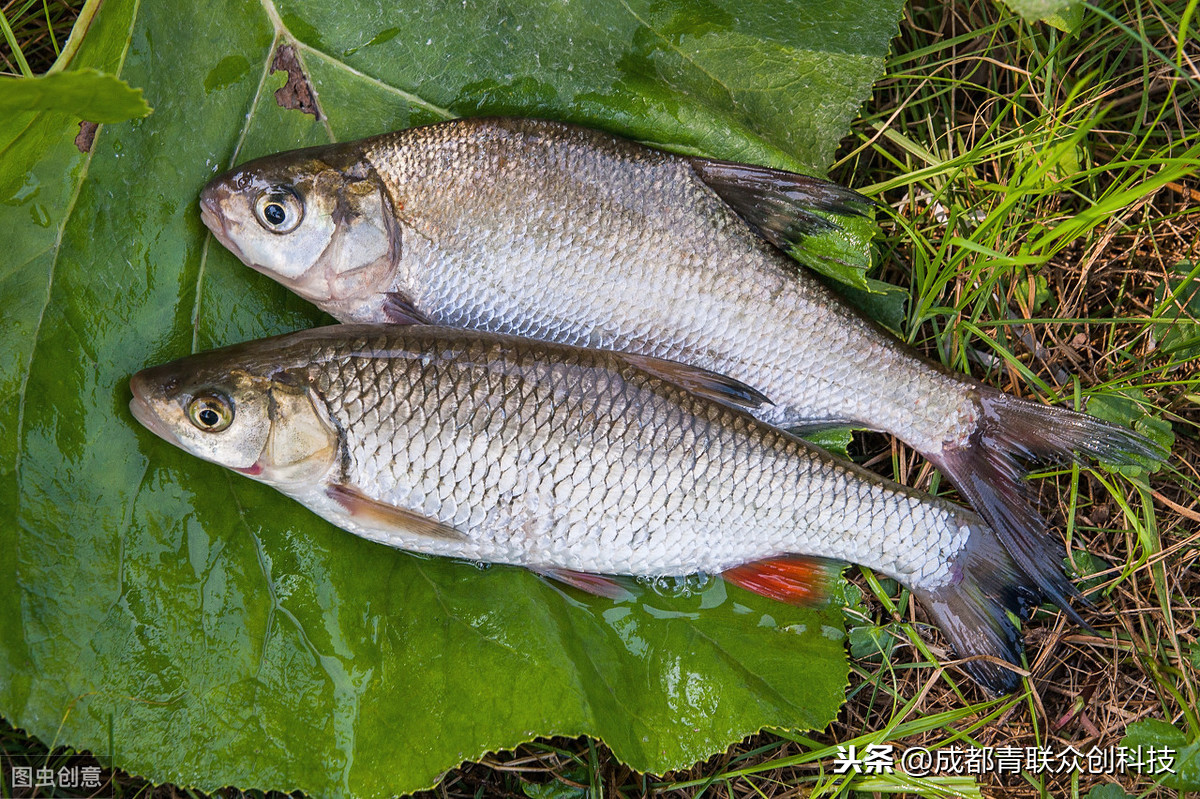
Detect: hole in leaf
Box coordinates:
(75, 121, 98, 153)
(271, 43, 321, 119)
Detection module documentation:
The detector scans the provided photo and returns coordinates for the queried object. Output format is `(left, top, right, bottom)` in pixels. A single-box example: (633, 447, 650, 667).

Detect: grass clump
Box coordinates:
(0, 0, 79, 75)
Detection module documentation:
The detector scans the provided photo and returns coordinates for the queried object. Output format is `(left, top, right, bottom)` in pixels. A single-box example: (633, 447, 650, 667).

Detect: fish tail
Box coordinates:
(971, 387, 1166, 466)
(913, 515, 1061, 694)
(932, 386, 1165, 625)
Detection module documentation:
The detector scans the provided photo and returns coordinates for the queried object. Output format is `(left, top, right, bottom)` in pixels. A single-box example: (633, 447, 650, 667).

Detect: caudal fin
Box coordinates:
(933, 387, 1166, 629)
(913, 517, 1056, 694)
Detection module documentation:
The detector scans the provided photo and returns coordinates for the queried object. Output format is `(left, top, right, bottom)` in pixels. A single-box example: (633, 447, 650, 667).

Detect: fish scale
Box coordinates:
(297, 328, 967, 586)
(364, 121, 974, 453)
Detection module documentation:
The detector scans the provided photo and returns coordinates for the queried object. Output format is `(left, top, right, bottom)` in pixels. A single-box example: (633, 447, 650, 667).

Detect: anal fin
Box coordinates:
(326, 484, 466, 541)
(722, 555, 833, 605)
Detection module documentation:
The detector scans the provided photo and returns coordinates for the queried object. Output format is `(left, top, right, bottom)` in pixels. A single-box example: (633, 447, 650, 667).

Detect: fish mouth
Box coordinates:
(198, 191, 244, 261)
(128, 374, 180, 446)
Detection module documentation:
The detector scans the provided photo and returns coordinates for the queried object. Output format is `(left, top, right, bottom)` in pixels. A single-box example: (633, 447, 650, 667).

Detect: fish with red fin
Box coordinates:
(132, 323, 1072, 693)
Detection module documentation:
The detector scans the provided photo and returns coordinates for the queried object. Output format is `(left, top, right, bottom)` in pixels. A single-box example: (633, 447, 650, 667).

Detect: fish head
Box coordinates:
(200, 143, 400, 317)
(130, 343, 339, 487)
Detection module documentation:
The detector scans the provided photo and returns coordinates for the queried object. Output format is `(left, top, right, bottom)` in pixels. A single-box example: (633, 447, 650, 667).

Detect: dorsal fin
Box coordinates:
(621, 352, 772, 410)
(690, 158, 871, 251)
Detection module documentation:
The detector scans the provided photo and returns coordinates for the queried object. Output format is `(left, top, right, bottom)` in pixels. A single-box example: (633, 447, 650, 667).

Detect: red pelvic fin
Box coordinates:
(533, 568, 631, 600)
(722, 556, 831, 605)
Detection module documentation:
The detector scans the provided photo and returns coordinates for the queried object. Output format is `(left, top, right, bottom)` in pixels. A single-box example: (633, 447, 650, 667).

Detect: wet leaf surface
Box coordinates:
(0, 0, 901, 794)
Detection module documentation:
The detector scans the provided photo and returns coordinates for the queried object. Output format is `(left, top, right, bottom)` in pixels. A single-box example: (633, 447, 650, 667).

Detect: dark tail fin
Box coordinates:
(967, 388, 1166, 466)
(689, 157, 872, 245)
(932, 387, 1167, 628)
(913, 517, 1058, 694)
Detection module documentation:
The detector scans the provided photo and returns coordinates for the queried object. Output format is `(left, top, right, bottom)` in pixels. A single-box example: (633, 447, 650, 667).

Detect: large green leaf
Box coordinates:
(0, 0, 900, 795)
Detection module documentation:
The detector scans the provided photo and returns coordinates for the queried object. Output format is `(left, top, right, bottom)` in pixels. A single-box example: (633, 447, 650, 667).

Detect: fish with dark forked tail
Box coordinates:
(132, 323, 1064, 693)
(198, 117, 1165, 623)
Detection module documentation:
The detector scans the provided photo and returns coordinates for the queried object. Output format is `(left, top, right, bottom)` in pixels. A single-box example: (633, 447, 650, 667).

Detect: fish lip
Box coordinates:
(198, 190, 244, 261)
(128, 375, 180, 446)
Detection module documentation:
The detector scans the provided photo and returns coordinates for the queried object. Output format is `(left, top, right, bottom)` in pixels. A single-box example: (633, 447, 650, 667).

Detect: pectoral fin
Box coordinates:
(326, 484, 466, 541)
(382, 292, 432, 326)
(622, 353, 772, 410)
(690, 158, 871, 251)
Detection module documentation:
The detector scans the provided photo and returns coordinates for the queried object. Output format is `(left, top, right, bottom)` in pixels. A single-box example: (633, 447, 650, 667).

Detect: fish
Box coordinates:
(198, 116, 1165, 615)
(131, 322, 1075, 694)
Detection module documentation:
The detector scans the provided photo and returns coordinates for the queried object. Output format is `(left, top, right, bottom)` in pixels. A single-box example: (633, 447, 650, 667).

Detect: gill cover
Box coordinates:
(258, 374, 339, 485)
(321, 176, 401, 305)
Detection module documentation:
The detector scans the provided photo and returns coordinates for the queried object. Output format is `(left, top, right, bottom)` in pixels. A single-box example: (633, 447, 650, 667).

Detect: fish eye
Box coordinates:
(254, 189, 303, 233)
(187, 393, 234, 432)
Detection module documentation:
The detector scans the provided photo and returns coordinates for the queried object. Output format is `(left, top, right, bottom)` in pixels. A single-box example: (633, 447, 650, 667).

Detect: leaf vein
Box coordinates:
(0, 112, 41, 161)
(13, 122, 100, 481)
(191, 30, 282, 353)
(413, 564, 540, 664)
(291, 42, 456, 121)
(612, 0, 738, 110)
(541, 591, 641, 731)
